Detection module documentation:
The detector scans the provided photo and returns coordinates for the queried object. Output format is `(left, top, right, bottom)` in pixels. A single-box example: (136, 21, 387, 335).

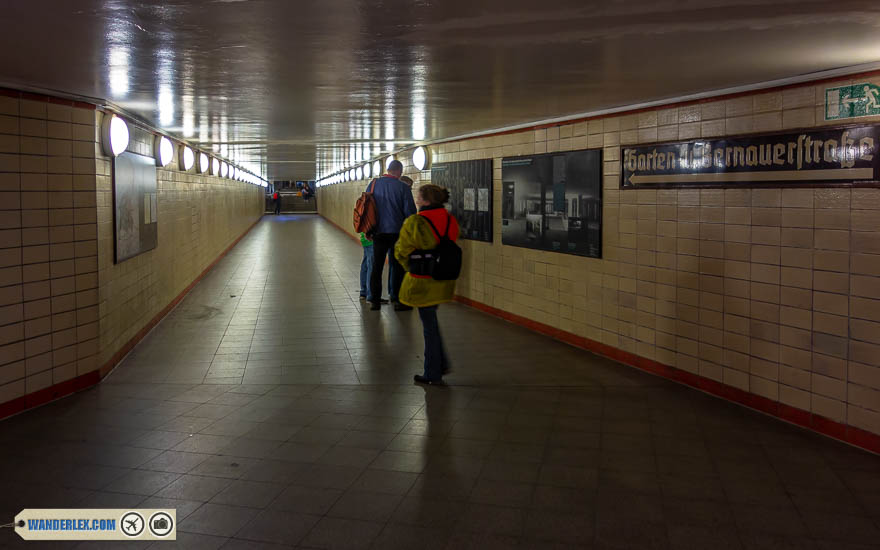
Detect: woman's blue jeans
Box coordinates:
(418, 305, 448, 381)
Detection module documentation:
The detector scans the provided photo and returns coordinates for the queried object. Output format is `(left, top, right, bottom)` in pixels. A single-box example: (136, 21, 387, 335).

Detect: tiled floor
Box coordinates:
(1, 214, 879, 550)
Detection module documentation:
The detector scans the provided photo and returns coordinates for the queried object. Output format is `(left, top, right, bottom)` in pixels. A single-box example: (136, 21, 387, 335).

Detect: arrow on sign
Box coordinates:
(627, 168, 875, 186)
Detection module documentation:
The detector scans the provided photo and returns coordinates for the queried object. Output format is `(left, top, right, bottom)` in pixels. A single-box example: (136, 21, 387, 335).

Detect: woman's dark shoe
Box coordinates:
(413, 375, 443, 385)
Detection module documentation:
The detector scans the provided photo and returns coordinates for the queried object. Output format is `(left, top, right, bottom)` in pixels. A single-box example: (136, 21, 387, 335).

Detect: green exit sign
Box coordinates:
(826, 83, 880, 120)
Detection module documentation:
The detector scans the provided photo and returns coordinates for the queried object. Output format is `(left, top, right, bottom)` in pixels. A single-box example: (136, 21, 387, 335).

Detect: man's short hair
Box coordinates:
(388, 160, 403, 174)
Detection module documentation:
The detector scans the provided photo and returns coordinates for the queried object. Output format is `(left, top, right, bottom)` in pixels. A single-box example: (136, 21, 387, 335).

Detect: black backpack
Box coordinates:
(408, 213, 462, 281)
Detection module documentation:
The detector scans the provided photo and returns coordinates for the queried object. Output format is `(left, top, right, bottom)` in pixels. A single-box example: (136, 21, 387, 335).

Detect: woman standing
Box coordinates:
(395, 184, 460, 385)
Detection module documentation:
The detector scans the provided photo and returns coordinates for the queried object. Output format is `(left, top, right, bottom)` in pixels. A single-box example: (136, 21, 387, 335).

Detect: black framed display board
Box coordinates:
(430, 159, 493, 242)
(500, 149, 602, 258)
(113, 151, 158, 263)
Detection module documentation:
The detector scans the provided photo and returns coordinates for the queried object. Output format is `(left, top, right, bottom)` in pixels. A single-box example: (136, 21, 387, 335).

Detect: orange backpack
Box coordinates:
(353, 179, 379, 235)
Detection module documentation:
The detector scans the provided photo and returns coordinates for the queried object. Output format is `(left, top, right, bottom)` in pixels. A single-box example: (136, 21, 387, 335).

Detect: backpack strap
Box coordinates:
(420, 215, 442, 243)
(368, 178, 377, 193)
(419, 212, 451, 242)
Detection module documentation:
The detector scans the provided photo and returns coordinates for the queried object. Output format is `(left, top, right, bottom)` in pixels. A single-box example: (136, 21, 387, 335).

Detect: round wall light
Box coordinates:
(154, 135, 174, 167)
(412, 146, 430, 171)
(198, 152, 209, 173)
(373, 160, 381, 177)
(101, 114, 129, 157)
(212, 158, 220, 176)
(180, 146, 195, 171)
(221, 162, 229, 178)
(356, 166, 363, 180)
(385, 156, 395, 171)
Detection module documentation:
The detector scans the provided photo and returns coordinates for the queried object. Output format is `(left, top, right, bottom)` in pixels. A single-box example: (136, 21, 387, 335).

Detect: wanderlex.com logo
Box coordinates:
(13, 509, 176, 541)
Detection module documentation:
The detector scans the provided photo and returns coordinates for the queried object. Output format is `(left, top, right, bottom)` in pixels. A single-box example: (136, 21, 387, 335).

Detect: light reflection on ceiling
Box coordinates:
(0, 1, 879, 182)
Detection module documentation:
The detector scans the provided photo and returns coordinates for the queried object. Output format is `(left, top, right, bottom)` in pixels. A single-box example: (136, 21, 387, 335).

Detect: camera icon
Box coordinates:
(148, 512, 174, 537)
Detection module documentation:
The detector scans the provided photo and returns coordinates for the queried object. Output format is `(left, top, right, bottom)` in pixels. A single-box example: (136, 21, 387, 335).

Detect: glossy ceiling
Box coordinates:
(2, 0, 880, 182)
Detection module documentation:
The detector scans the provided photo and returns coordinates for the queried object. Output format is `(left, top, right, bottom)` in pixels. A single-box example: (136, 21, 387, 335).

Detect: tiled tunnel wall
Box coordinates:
(318, 76, 880, 440)
(0, 95, 101, 411)
(94, 112, 264, 372)
(0, 91, 264, 417)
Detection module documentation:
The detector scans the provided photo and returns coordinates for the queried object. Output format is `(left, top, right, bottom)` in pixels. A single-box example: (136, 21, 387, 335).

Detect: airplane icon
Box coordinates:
(120, 512, 145, 537)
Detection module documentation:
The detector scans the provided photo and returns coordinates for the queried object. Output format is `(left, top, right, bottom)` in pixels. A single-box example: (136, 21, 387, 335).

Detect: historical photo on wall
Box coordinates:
(430, 159, 493, 242)
(501, 149, 602, 258)
(113, 151, 158, 263)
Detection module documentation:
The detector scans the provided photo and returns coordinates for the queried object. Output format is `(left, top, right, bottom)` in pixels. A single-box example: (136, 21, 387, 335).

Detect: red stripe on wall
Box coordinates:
(453, 295, 880, 455)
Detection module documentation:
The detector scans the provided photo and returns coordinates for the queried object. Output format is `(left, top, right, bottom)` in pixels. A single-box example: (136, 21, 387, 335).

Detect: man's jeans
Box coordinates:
(388, 255, 397, 301)
(370, 233, 403, 304)
(418, 305, 449, 381)
(359, 246, 374, 300)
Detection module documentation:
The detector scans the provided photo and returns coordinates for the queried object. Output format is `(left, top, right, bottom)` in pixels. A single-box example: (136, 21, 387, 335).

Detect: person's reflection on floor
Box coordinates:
(417, 384, 477, 503)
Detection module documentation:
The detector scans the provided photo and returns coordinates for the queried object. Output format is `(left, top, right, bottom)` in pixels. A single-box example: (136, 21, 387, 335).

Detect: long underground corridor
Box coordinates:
(1, 1, 880, 549)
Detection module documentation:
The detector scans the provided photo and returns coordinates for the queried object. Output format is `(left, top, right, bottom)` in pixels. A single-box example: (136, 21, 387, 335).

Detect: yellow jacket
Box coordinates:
(394, 210, 460, 307)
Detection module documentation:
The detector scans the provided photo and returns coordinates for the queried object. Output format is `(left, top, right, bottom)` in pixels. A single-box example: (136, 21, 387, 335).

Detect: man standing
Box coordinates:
(368, 160, 416, 311)
(388, 175, 415, 302)
(273, 190, 281, 215)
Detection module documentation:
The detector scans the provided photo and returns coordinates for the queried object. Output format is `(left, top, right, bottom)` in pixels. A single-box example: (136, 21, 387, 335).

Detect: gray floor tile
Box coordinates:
(156, 474, 233, 502)
(103, 469, 182, 496)
(211, 480, 285, 509)
(300, 517, 383, 550)
(348, 469, 418, 495)
(327, 490, 402, 522)
(180, 503, 259, 538)
(270, 484, 343, 515)
(233, 509, 319, 545)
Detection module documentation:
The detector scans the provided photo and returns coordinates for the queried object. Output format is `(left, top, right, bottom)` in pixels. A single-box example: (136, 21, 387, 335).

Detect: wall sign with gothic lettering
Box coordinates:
(620, 126, 879, 189)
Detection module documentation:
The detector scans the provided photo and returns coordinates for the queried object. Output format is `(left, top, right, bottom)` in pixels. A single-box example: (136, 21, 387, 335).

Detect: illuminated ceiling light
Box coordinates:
(364, 162, 372, 179)
(180, 145, 195, 171)
(158, 86, 174, 127)
(356, 166, 363, 180)
(385, 156, 395, 171)
(212, 158, 220, 176)
(154, 135, 174, 168)
(221, 162, 229, 178)
(373, 160, 381, 176)
(101, 114, 129, 157)
(108, 46, 130, 97)
(412, 146, 430, 171)
(198, 152, 209, 173)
